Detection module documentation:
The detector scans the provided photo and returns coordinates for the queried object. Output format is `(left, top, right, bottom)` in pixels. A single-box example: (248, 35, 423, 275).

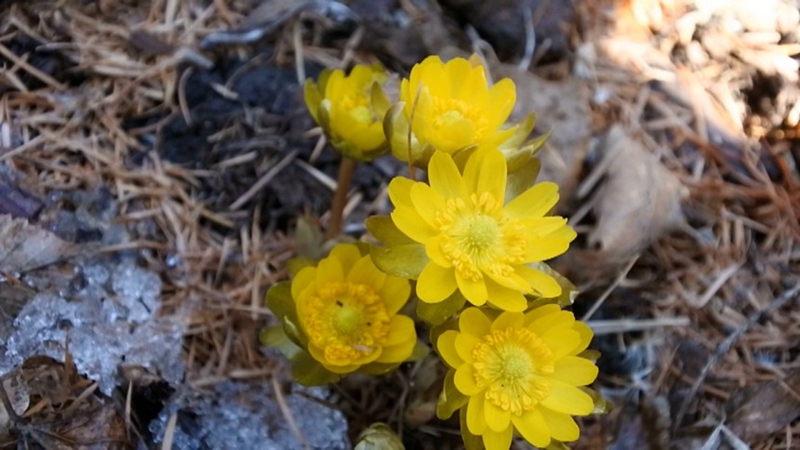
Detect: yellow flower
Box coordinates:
(304, 64, 390, 161)
(385, 55, 518, 166)
(264, 244, 417, 383)
(388, 149, 576, 312)
(437, 306, 599, 449)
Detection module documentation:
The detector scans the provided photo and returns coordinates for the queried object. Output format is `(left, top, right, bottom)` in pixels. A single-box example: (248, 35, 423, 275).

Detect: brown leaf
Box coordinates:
(0, 214, 75, 273)
(725, 368, 800, 442)
(586, 125, 686, 260)
(0, 371, 29, 435)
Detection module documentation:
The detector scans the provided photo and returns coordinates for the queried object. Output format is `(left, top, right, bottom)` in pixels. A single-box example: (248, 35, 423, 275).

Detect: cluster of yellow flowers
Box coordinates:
(264, 56, 604, 450)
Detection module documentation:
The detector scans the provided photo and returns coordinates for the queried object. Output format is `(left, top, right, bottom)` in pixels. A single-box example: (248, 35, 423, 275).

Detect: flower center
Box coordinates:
(472, 327, 556, 415)
(434, 193, 526, 281)
(348, 105, 375, 125)
(302, 282, 391, 364)
(431, 97, 488, 138)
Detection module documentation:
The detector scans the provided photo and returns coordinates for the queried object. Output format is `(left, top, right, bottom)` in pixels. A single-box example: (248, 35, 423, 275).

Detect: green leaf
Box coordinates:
(265, 282, 296, 320)
(581, 386, 612, 415)
(459, 407, 484, 450)
(525, 128, 551, 157)
(408, 340, 431, 361)
(355, 423, 405, 450)
(546, 440, 571, 450)
(366, 216, 414, 246)
(360, 361, 401, 375)
(295, 216, 324, 260)
(291, 351, 340, 386)
(579, 349, 601, 363)
(370, 82, 391, 117)
(282, 315, 308, 348)
(370, 243, 427, 280)
(505, 157, 541, 203)
(417, 291, 467, 325)
(429, 315, 460, 353)
(436, 370, 468, 420)
(260, 326, 301, 359)
(527, 262, 578, 307)
(287, 257, 314, 278)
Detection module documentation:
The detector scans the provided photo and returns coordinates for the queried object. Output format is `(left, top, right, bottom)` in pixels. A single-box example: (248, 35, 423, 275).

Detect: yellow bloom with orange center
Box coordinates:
(304, 64, 390, 161)
(436, 306, 599, 449)
(293, 244, 416, 373)
(385, 55, 519, 166)
(388, 149, 576, 312)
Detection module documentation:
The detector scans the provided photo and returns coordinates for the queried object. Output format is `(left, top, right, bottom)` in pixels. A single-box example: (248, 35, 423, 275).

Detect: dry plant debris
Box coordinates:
(0, 0, 797, 448)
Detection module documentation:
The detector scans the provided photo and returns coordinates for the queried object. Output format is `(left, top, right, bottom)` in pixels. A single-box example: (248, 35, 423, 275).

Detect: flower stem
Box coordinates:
(326, 156, 356, 239)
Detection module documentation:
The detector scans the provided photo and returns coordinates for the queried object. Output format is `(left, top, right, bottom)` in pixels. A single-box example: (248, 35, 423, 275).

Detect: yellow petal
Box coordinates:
(437, 118, 476, 153)
(570, 321, 594, 356)
(303, 79, 322, 123)
(485, 270, 530, 292)
(379, 276, 411, 316)
(391, 206, 436, 243)
(454, 364, 481, 395)
(456, 64, 488, 106)
(521, 216, 570, 237)
(541, 409, 580, 442)
(511, 408, 551, 448)
(445, 57, 472, 96)
(523, 304, 561, 326)
(436, 330, 463, 367)
(377, 337, 415, 364)
(490, 311, 525, 332)
(542, 328, 581, 360)
(466, 394, 487, 435)
(482, 426, 513, 450)
(428, 151, 468, 199)
(456, 272, 488, 306)
(291, 266, 317, 300)
(540, 380, 594, 415)
(419, 56, 449, 99)
(455, 332, 482, 363)
(516, 265, 562, 298)
(347, 255, 387, 288)
(483, 398, 511, 432)
(459, 307, 491, 338)
(329, 244, 362, 273)
(552, 356, 599, 386)
(417, 263, 457, 303)
(410, 182, 446, 227)
(425, 234, 454, 268)
(524, 231, 574, 263)
(322, 69, 345, 100)
(383, 315, 416, 347)
(475, 149, 507, 201)
(486, 78, 516, 128)
(503, 181, 559, 220)
(388, 177, 415, 208)
(316, 255, 343, 285)
(528, 310, 575, 336)
(484, 280, 528, 312)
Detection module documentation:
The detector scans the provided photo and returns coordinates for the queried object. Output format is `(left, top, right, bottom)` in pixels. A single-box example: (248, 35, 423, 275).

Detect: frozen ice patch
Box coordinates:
(1, 259, 185, 395)
(150, 381, 349, 450)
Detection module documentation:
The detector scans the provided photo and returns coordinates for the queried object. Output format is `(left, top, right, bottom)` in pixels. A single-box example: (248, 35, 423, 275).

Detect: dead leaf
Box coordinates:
(724, 368, 800, 443)
(0, 214, 74, 273)
(586, 125, 686, 260)
(56, 404, 128, 449)
(0, 370, 29, 439)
